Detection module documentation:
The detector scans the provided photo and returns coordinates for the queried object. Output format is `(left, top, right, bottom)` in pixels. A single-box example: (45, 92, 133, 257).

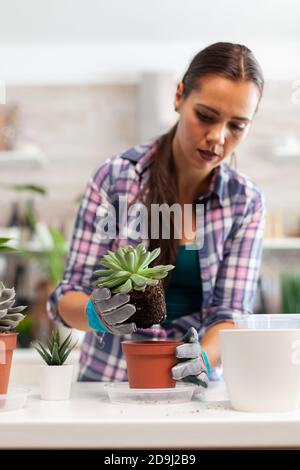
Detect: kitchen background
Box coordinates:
(1, 0, 300, 354)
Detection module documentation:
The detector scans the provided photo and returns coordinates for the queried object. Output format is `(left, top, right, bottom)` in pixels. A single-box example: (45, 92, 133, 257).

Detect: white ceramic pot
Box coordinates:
(40, 364, 74, 401)
(220, 329, 300, 412)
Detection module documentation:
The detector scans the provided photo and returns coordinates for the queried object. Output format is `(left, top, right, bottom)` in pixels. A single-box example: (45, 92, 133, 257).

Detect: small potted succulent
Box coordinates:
(94, 244, 182, 388)
(0, 282, 26, 394)
(33, 327, 77, 400)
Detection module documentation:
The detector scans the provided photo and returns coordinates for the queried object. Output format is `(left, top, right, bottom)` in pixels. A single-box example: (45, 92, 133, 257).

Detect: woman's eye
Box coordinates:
(230, 123, 245, 132)
(195, 111, 213, 122)
(195, 111, 245, 132)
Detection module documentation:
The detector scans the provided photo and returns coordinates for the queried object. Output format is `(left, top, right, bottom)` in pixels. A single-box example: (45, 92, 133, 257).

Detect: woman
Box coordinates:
(48, 42, 265, 386)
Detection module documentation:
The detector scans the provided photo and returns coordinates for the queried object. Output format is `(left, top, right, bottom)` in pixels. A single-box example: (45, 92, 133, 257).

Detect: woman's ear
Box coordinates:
(174, 82, 184, 112)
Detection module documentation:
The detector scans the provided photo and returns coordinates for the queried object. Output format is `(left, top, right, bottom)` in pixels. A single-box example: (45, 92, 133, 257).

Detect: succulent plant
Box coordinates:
(94, 244, 174, 293)
(0, 282, 26, 333)
(33, 327, 77, 366)
(94, 244, 174, 328)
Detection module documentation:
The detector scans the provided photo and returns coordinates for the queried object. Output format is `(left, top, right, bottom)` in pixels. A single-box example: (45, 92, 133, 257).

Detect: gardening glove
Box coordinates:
(86, 287, 137, 335)
(171, 327, 210, 388)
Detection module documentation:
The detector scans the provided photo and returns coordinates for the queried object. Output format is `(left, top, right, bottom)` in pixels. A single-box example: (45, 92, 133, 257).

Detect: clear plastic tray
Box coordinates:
(0, 387, 30, 412)
(105, 382, 197, 404)
(233, 314, 300, 329)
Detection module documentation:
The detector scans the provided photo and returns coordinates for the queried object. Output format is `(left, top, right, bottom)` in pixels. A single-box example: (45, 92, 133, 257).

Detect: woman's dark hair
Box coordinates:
(144, 42, 264, 272)
(181, 42, 264, 100)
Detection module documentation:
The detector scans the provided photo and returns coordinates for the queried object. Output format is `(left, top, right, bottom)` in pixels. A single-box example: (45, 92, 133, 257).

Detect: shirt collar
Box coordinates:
(122, 138, 228, 207)
(121, 137, 159, 176)
(196, 164, 227, 207)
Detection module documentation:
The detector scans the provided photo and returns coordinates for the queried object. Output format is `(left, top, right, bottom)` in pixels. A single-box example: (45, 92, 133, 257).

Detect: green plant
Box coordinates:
(25, 225, 67, 285)
(0, 282, 26, 332)
(94, 244, 174, 328)
(32, 327, 77, 366)
(11, 184, 47, 196)
(15, 312, 34, 348)
(42, 226, 67, 285)
(9, 184, 47, 235)
(0, 237, 16, 253)
(94, 244, 174, 294)
(281, 272, 300, 313)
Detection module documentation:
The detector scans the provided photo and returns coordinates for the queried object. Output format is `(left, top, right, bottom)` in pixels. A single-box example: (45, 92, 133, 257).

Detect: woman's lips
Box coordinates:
(197, 149, 220, 162)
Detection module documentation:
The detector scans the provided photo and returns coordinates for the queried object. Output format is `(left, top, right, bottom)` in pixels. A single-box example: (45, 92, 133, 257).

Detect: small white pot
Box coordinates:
(221, 329, 300, 412)
(40, 364, 74, 401)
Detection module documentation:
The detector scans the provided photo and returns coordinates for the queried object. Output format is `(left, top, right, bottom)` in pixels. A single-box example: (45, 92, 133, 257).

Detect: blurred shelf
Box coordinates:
(0, 225, 68, 254)
(0, 149, 47, 168)
(263, 238, 300, 250)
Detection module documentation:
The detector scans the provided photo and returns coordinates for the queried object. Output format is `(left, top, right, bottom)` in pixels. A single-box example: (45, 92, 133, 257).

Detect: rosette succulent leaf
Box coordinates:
(0, 282, 26, 332)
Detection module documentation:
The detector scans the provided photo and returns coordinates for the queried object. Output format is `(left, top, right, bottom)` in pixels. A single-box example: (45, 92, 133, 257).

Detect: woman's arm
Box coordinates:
(201, 321, 235, 368)
(59, 291, 91, 331)
(47, 163, 113, 330)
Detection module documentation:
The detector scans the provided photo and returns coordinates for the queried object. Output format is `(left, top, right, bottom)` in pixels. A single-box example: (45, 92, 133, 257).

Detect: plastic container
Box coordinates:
(105, 382, 197, 404)
(0, 386, 30, 412)
(233, 314, 300, 330)
(221, 329, 300, 412)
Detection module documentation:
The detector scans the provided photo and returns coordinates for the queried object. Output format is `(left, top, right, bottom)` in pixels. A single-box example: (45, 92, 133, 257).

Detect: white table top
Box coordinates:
(1, 381, 300, 449)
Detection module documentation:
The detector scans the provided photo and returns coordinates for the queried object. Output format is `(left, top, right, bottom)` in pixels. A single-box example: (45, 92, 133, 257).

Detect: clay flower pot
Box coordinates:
(122, 340, 182, 389)
(0, 332, 17, 394)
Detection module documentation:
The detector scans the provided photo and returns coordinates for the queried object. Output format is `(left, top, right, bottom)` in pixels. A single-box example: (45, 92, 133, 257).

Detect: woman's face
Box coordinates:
(173, 74, 261, 171)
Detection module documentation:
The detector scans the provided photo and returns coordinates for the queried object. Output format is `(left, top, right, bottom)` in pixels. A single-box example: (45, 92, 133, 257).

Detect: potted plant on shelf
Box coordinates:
(32, 327, 77, 400)
(0, 282, 26, 394)
(94, 244, 182, 388)
(281, 271, 300, 313)
(8, 183, 47, 242)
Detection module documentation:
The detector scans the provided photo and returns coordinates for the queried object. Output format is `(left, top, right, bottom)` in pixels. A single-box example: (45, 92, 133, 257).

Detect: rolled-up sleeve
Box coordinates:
(47, 163, 112, 325)
(199, 189, 266, 337)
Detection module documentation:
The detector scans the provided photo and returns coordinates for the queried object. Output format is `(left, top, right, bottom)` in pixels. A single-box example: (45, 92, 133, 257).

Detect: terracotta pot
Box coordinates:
(0, 332, 17, 394)
(122, 340, 183, 389)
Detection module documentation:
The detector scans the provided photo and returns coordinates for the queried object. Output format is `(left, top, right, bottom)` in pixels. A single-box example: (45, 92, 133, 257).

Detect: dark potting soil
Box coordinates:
(125, 281, 166, 328)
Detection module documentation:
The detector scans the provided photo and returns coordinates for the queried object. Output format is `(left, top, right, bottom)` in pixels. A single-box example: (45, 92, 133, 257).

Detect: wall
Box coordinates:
(1, 79, 300, 234)
(0, 84, 138, 231)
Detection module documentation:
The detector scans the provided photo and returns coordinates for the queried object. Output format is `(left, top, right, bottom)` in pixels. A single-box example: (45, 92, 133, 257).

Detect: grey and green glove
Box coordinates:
(171, 327, 210, 388)
(86, 287, 137, 335)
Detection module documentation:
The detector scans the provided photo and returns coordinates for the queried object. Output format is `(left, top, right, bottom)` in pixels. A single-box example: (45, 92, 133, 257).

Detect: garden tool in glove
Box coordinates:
(171, 326, 210, 388)
(86, 287, 137, 347)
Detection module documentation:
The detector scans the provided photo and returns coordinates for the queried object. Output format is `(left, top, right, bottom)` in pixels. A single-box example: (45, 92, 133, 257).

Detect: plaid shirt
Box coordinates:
(48, 136, 265, 382)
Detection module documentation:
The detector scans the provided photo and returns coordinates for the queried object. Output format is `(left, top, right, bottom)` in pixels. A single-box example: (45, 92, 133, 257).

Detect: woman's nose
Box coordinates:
(206, 124, 226, 146)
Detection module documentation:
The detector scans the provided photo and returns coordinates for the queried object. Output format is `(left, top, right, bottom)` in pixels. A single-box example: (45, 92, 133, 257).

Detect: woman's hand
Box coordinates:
(86, 287, 137, 335)
(172, 327, 210, 388)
